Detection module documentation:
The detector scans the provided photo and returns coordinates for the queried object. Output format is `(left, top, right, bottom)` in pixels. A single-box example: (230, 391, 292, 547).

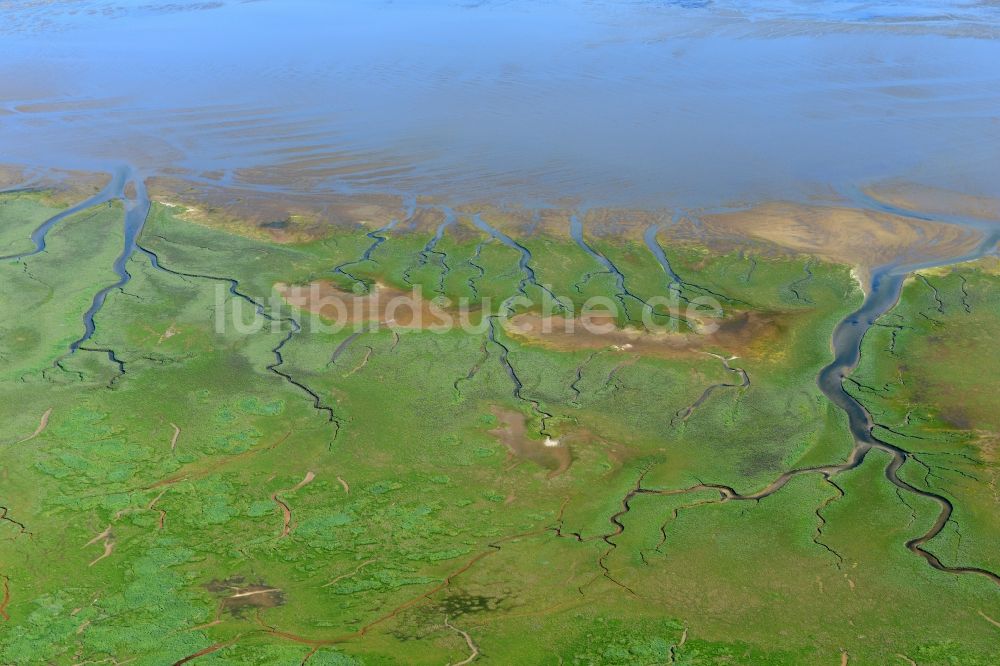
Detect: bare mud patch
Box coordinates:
(205, 576, 285, 617)
(0, 164, 111, 204)
(278, 280, 793, 363)
(148, 176, 404, 243)
(504, 310, 788, 361)
(489, 407, 570, 477)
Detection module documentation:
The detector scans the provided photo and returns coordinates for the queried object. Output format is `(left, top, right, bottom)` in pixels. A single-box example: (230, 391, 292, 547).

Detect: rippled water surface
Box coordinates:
(2, 0, 999, 206)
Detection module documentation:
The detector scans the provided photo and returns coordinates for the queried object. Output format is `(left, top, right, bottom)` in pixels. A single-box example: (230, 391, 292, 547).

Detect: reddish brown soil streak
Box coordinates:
(273, 495, 293, 539)
(0, 576, 11, 621)
(146, 431, 291, 490)
(148, 489, 168, 530)
(171, 636, 242, 665)
(169, 423, 181, 452)
(272, 472, 315, 539)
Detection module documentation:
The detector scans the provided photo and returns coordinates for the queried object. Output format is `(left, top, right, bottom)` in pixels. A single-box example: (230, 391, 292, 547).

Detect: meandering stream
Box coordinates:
(69, 167, 150, 352)
(811, 199, 1000, 583)
(0, 167, 128, 263)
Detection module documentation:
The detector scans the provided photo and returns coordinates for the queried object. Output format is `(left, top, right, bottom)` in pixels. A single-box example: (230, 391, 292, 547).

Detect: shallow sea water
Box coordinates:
(1, 0, 999, 208)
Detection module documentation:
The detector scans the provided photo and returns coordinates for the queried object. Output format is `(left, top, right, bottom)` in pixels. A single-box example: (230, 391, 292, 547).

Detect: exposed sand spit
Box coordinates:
(698, 201, 983, 279)
(866, 183, 1000, 222)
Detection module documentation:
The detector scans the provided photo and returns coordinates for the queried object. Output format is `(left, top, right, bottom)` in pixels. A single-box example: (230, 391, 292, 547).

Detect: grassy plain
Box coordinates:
(0, 192, 997, 664)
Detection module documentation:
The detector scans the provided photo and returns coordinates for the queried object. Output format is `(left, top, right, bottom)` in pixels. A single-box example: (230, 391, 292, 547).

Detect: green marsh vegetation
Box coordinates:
(0, 192, 997, 664)
(847, 259, 1000, 580)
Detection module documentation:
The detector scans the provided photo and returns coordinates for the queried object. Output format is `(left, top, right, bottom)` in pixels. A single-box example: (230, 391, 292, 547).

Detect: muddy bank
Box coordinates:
(278, 279, 794, 362)
(147, 175, 406, 243)
(0, 164, 111, 204)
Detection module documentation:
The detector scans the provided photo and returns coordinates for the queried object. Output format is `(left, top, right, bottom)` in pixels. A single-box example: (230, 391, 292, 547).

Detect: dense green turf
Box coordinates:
(1, 194, 997, 664)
